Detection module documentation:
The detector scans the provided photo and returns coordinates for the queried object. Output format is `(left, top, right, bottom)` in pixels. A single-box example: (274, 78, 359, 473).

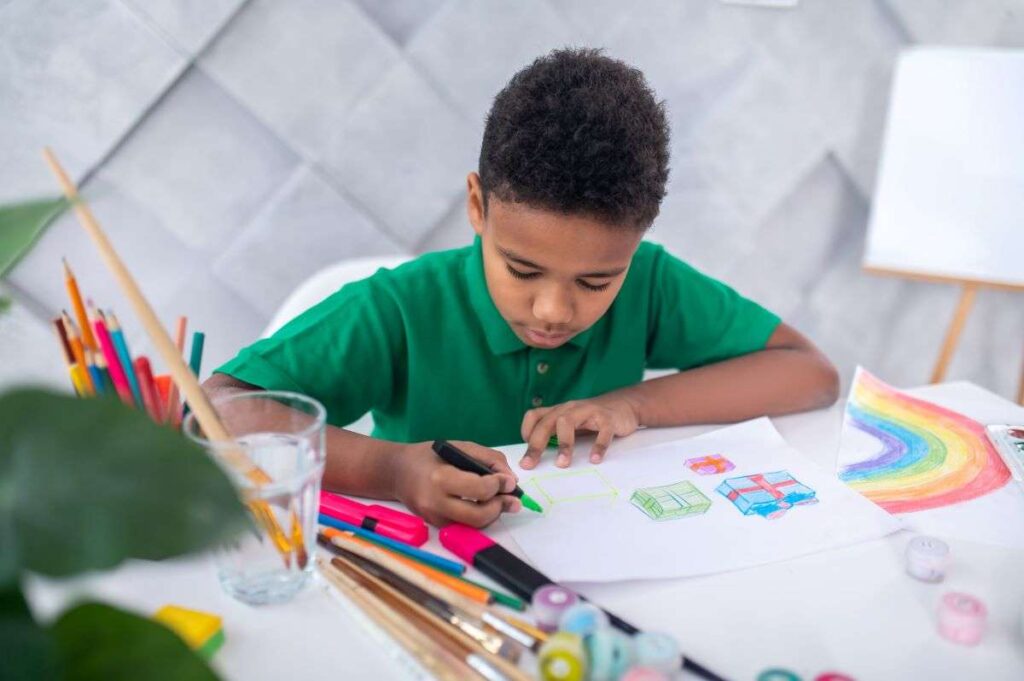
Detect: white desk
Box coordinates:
(27, 382, 1024, 680)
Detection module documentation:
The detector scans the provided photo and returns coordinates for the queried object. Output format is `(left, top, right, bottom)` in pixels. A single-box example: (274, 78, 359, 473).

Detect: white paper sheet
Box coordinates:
(837, 369, 1024, 549)
(501, 418, 902, 583)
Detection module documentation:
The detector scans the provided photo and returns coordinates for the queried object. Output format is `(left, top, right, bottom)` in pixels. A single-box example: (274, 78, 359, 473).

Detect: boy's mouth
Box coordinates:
(522, 327, 573, 348)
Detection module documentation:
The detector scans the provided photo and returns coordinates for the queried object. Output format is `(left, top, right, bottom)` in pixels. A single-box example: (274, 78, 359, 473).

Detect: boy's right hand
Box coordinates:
(393, 441, 521, 527)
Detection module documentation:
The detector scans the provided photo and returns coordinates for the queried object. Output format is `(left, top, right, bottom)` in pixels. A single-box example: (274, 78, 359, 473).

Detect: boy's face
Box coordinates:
(467, 173, 643, 350)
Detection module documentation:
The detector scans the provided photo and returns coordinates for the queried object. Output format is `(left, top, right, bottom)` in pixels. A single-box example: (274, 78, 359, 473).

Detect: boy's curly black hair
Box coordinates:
(479, 47, 670, 230)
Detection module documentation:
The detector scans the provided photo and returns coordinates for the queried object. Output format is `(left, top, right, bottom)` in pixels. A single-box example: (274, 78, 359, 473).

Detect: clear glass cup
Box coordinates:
(183, 390, 326, 605)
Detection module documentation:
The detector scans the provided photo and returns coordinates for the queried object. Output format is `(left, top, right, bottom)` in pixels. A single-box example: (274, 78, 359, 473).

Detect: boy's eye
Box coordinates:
(506, 265, 541, 280)
(577, 279, 610, 292)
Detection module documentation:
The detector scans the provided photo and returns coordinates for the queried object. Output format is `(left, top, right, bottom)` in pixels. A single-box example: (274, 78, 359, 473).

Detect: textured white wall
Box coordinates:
(2, 0, 1022, 398)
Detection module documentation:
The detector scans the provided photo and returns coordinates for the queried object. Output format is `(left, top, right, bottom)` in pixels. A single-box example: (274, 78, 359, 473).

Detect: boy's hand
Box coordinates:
(519, 396, 641, 469)
(393, 440, 521, 527)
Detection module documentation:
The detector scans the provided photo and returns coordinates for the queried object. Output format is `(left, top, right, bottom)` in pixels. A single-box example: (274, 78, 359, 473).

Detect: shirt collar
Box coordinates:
(464, 236, 595, 356)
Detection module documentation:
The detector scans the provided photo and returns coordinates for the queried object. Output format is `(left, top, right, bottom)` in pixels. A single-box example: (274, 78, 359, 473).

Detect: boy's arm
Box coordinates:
(202, 373, 521, 526)
(519, 322, 839, 468)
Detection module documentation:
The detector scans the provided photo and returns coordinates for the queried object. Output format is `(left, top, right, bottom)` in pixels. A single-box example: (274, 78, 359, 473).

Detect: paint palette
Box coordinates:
(986, 425, 1024, 482)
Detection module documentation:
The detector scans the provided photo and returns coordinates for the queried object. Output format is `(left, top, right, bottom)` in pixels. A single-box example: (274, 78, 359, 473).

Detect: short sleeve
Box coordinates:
(645, 246, 780, 370)
(215, 276, 405, 428)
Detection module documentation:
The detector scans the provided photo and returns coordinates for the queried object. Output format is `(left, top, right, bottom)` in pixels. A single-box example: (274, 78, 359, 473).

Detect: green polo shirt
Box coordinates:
(216, 239, 780, 447)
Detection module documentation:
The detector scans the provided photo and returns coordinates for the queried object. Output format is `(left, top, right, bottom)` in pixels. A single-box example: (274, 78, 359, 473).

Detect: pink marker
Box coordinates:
(319, 491, 428, 546)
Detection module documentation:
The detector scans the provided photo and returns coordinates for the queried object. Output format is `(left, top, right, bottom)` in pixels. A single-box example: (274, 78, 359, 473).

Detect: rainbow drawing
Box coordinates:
(838, 368, 1011, 514)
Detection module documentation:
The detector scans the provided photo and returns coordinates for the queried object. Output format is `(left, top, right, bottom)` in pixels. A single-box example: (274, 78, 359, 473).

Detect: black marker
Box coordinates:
(431, 440, 544, 513)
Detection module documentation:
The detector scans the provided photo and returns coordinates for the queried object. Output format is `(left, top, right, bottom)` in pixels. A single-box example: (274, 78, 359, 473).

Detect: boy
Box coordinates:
(205, 48, 839, 527)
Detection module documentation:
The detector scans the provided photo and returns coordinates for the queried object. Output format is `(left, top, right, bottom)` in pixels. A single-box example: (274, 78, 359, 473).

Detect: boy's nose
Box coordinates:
(532, 287, 573, 325)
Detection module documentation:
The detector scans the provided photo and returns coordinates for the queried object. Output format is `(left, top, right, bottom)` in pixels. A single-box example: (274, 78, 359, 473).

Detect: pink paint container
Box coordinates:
(937, 592, 986, 646)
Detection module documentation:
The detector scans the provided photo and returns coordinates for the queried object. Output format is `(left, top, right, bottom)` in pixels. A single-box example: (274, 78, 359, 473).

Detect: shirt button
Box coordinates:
(531, 396, 544, 407)
(536, 362, 550, 375)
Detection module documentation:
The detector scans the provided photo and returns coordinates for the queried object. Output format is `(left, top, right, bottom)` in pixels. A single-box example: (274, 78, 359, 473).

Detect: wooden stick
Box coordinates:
(330, 556, 530, 681)
(322, 532, 543, 650)
(318, 558, 472, 681)
(43, 150, 234, 447)
(930, 282, 978, 384)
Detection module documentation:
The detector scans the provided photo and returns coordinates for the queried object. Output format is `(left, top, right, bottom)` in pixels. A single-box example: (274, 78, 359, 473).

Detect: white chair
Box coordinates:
(261, 254, 411, 434)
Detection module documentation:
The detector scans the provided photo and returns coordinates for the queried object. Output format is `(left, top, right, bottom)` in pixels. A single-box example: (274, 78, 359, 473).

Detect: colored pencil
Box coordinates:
(134, 356, 162, 422)
(318, 558, 473, 681)
(329, 531, 490, 604)
(53, 317, 89, 396)
(105, 310, 144, 408)
(43, 147, 295, 564)
(164, 316, 187, 425)
(63, 258, 97, 351)
(90, 346, 116, 395)
(85, 348, 106, 395)
(188, 330, 205, 379)
(461, 577, 526, 612)
(319, 516, 465, 575)
(91, 307, 134, 405)
(60, 312, 94, 394)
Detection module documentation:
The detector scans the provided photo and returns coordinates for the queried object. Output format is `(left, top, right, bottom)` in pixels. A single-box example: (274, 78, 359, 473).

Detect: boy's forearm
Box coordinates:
(604, 345, 839, 428)
(201, 373, 405, 501)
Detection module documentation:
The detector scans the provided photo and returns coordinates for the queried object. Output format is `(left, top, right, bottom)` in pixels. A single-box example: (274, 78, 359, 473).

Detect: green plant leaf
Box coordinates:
(0, 197, 66, 276)
(0, 585, 58, 680)
(51, 601, 219, 681)
(0, 296, 11, 316)
(0, 388, 248, 583)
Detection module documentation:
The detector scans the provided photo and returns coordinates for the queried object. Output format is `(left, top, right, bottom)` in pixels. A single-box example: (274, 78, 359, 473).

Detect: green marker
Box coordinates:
(548, 434, 559, 448)
(431, 440, 544, 513)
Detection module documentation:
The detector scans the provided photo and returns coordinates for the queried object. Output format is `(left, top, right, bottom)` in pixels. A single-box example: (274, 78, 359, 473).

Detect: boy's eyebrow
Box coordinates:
(497, 246, 628, 278)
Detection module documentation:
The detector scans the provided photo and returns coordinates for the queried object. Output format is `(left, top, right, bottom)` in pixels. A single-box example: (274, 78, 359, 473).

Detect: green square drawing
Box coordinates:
(630, 481, 711, 521)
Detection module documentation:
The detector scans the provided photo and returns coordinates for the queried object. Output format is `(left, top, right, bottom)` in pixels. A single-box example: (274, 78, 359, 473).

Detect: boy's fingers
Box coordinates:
(555, 414, 576, 468)
(521, 416, 557, 469)
(520, 406, 552, 442)
(591, 425, 614, 463)
(460, 440, 516, 477)
(435, 467, 503, 501)
(441, 496, 505, 528)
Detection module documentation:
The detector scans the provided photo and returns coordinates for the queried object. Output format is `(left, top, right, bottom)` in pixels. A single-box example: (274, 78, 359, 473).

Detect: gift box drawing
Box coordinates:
(716, 471, 818, 519)
(630, 480, 712, 521)
(685, 454, 735, 475)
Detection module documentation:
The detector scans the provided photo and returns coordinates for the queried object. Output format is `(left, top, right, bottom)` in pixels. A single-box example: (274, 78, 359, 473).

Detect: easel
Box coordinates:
(864, 266, 1024, 405)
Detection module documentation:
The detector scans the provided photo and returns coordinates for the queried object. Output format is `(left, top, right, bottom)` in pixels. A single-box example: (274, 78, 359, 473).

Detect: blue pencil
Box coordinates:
(105, 311, 144, 408)
(318, 514, 464, 575)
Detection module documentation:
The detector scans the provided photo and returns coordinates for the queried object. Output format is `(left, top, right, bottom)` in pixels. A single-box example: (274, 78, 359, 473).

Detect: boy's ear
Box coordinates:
(466, 172, 485, 237)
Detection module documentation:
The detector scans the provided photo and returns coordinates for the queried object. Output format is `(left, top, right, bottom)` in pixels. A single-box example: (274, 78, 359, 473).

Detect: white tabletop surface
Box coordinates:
(26, 381, 1024, 680)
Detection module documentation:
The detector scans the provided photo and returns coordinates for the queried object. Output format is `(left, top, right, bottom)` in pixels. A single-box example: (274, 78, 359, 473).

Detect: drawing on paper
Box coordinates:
(716, 471, 818, 519)
(685, 454, 735, 476)
(630, 481, 711, 521)
(838, 368, 1011, 514)
(529, 468, 618, 506)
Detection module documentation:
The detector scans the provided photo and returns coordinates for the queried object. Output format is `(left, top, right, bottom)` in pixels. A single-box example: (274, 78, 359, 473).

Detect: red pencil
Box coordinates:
(134, 356, 162, 422)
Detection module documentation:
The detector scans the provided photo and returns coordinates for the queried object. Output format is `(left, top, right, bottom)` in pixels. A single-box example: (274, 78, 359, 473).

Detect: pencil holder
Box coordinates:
(184, 390, 326, 605)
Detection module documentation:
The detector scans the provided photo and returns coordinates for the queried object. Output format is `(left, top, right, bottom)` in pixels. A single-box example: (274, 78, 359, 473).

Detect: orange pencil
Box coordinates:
(63, 258, 97, 351)
(52, 317, 90, 396)
(323, 529, 491, 605)
(60, 311, 94, 394)
(164, 316, 187, 425)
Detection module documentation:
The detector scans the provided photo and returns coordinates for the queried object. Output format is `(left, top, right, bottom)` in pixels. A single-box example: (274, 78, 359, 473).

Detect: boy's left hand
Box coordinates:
(519, 396, 641, 469)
